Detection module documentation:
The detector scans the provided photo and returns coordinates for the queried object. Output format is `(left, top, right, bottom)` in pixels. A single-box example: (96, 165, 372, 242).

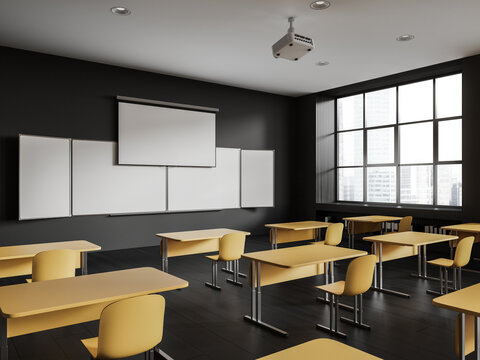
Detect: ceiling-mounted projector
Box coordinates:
(272, 17, 314, 61)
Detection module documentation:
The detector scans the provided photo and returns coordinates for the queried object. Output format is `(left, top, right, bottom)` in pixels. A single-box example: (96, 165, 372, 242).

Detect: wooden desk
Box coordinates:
(0, 267, 188, 360)
(433, 283, 480, 359)
(364, 231, 458, 298)
(343, 215, 403, 248)
(242, 244, 366, 336)
(0, 240, 101, 278)
(265, 221, 330, 249)
(257, 338, 382, 360)
(156, 228, 250, 273)
(442, 223, 480, 259)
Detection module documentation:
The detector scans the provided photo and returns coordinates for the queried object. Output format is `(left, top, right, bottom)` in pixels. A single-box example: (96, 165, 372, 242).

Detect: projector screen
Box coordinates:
(118, 102, 216, 167)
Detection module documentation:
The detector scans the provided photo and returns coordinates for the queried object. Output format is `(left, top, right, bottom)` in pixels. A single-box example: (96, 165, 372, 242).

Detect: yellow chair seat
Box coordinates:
(315, 281, 345, 296)
(427, 258, 454, 268)
(80, 337, 98, 358)
(205, 254, 220, 261)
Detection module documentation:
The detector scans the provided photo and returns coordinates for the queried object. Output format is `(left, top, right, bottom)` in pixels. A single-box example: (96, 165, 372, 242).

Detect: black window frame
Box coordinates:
(335, 73, 463, 208)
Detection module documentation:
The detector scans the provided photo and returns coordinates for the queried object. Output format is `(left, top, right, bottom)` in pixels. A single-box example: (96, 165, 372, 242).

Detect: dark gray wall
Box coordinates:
(0, 46, 296, 251)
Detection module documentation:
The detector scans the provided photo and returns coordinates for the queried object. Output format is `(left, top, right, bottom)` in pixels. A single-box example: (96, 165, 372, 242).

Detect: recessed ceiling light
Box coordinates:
(396, 34, 415, 42)
(317, 61, 330, 66)
(111, 6, 131, 16)
(310, 1, 331, 10)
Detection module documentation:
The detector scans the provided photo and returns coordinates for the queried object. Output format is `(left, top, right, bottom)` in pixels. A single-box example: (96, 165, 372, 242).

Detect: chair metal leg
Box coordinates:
(155, 347, 175, 360)
(445, 268, 449, 294)
(426, 266, 445, 296)
(205, 261, 221, 290)
(341, 293, 370, 330)
(458, 267, 462, 289)
(316, 294, 347, 338)
(226, 259, 243, 286)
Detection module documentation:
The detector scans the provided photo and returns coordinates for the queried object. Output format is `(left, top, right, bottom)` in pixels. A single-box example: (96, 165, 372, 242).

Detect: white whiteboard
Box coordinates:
(167, 148, 240, 211)
(19, 135, 71, 220)
(241, 150, 275, 208)
(118, 102, 216, 167)
(72, 140, 167, 215)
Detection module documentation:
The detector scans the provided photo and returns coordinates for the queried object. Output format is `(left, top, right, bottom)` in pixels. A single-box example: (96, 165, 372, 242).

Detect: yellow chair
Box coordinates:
(28, 249, 77, 282)
(397, 216, 412, 232)
(426, 236, 474, 295)
(81, 294, 167, 360)
(205, 232, 246, 290)
(315, 255, 376, 338)
(314, 223, 344, 246)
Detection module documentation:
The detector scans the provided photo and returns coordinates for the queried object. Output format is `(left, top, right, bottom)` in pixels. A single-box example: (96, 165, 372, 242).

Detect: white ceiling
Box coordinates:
(1, 0, 480, 97)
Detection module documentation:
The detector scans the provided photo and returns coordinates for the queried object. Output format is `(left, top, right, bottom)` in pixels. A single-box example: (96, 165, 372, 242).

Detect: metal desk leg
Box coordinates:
(243, 261, 287, 336)
(81, 252, 87, 275)
(352, 222, 355, 248)
(475, 316, 479, 360)
(161, 238, 168, 273)
(0, 316, 7, 360)
(461, 313, 466, 360)
(274, 229, 278, 250)
(411, 244, 441, 281)
(371, 243, 410, 298)
(373, 243, 378, 288)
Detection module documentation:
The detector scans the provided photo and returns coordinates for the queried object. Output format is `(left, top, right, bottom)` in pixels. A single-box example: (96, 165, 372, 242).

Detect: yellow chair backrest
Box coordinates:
(97, 295, 165, 359)
(32, 249, 77, 282)
(324, 223, 344, 246)
(453, 236, 474, 268)
(455, 313, 475, 357)
(218, 232, 246, 261)
(398, 216, 412, 232)
(343, 255, 376, 297)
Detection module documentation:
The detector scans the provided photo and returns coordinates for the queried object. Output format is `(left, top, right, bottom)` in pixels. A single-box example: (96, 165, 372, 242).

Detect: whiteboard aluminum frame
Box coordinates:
(240, 149, 275, 209)
(19, 134, 73, 221)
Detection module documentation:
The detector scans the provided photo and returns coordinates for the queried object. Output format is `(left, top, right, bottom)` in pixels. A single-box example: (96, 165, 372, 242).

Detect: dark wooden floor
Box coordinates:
(2, 235, 479, 360)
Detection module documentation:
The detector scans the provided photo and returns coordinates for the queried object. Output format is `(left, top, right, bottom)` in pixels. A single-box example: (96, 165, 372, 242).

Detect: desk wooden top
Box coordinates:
(265, 221, 331, 230)
(257, 339, 382, 360)
(0, 267, 188, 318)
(441, 223, 480, 233)
(363, 231, 457, 246)
(156, 228, 250, 242)
(0, 240, 101, 261)
(343, 215, 403, 223)
(242, 244, 366, 268)
(433, 283, 480, 317)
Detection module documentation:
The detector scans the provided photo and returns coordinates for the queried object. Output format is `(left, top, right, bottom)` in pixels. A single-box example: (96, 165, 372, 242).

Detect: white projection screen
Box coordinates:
(241, 150, 275, 208)
(118, 102, 216, 167)
(72, 140, 167, 215)
(167, 148, 240, 211)
(19, 135, 72, 220)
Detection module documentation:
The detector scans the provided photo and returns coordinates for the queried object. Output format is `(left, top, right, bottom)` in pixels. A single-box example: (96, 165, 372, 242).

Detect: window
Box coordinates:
(336, 73, 462, 207)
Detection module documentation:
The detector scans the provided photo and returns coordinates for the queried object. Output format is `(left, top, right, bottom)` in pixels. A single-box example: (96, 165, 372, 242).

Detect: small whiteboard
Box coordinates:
(241, 150, 275, 208)
(72, 140, 167, 215)
(167, 148, 240, 211)
(118, 102, 216, 167)
(19, 135, 72, 220)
